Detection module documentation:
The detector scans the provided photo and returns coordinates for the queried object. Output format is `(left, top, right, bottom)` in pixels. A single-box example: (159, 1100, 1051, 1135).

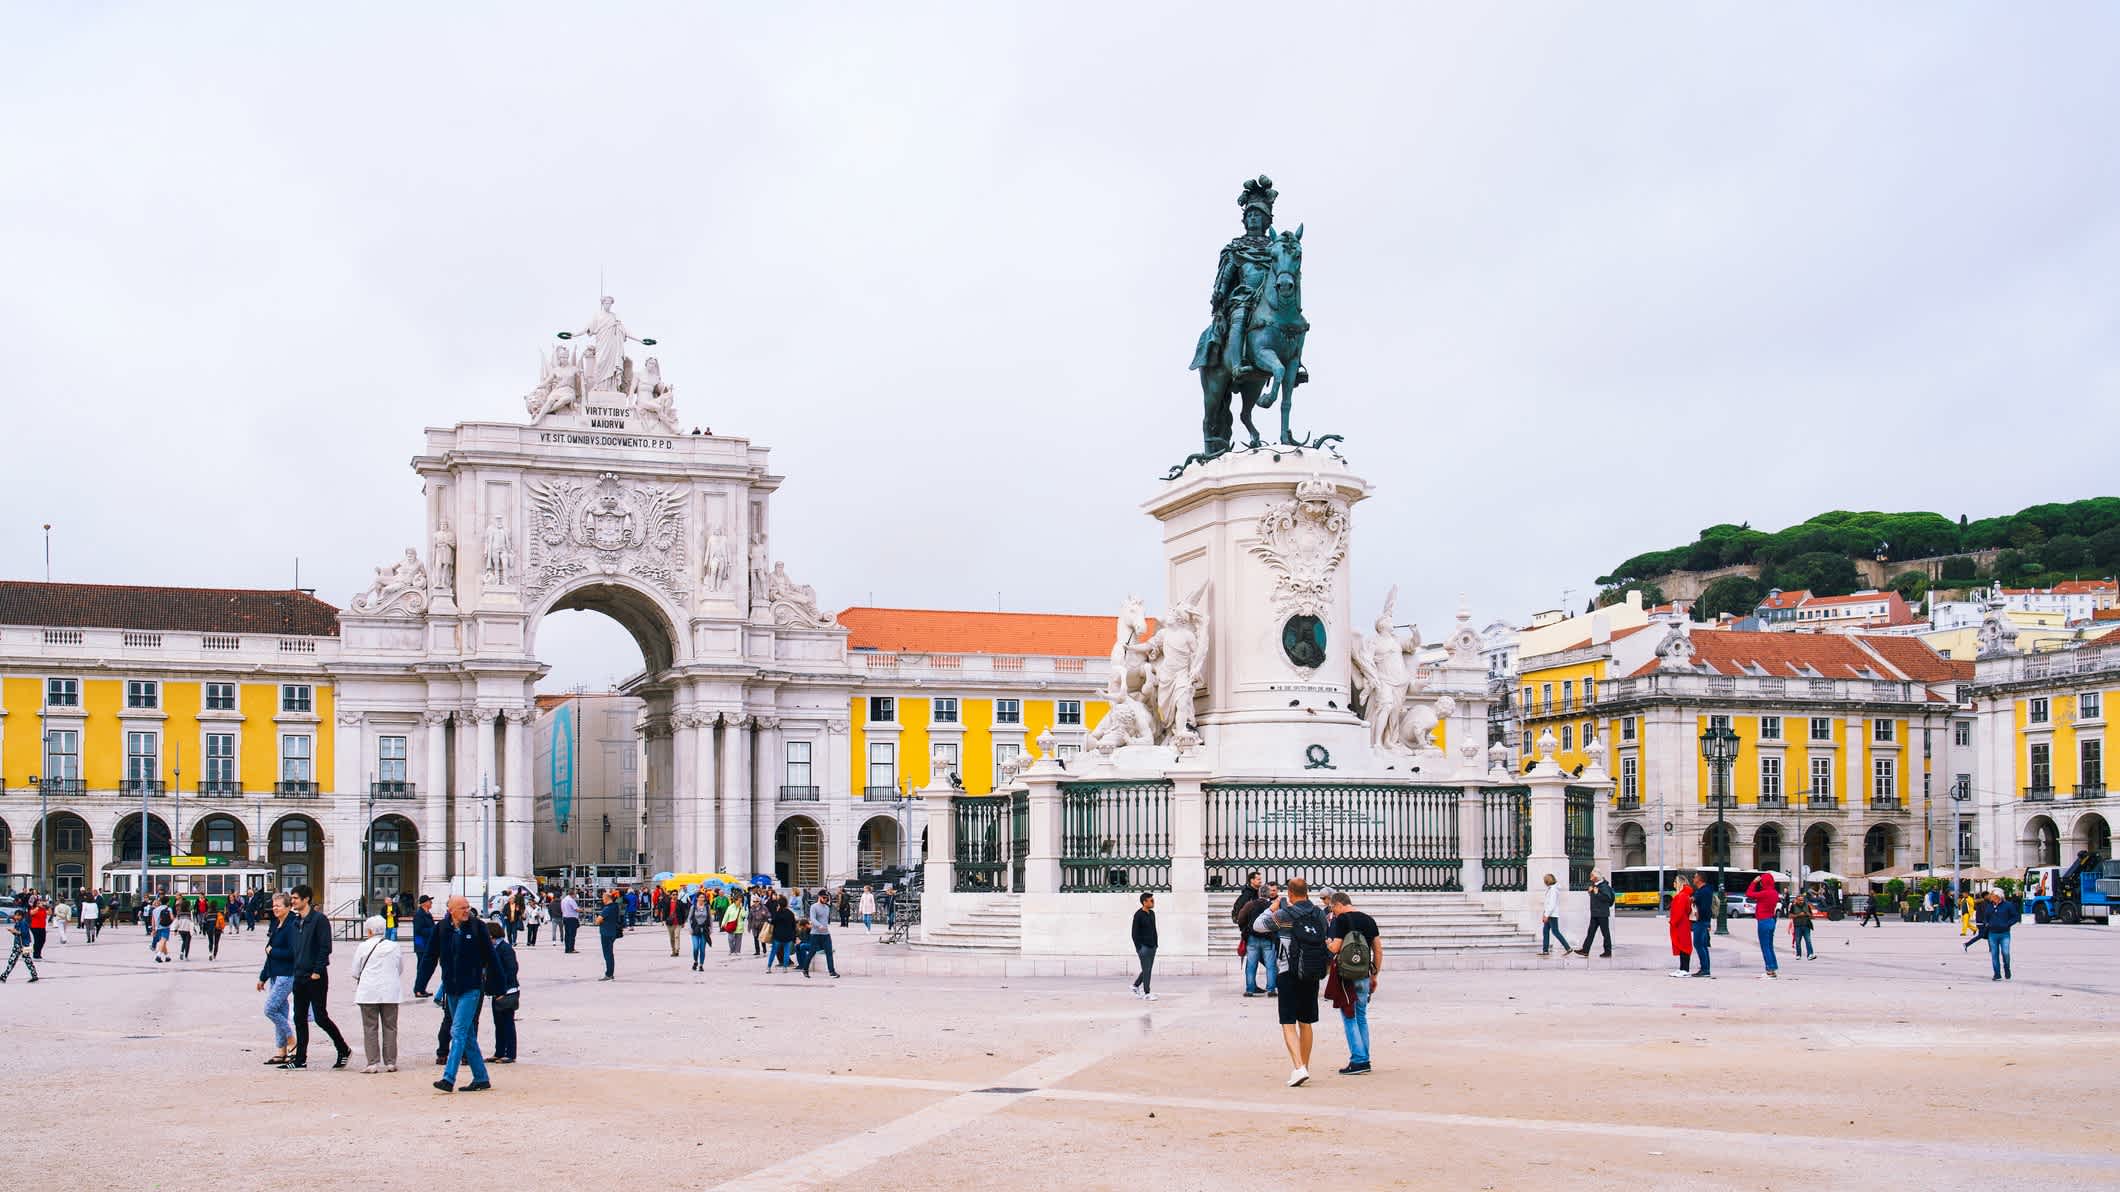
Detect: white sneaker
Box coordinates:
(1667, 969, 1686, 978)
(1130, 988, 1143, 999)
(1287, 1066, 1309, 1087)
(1143, 992, 1158, 1001)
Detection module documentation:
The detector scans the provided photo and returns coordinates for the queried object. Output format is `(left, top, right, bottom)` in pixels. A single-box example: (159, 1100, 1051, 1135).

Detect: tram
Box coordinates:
(101, 854, 279, 917)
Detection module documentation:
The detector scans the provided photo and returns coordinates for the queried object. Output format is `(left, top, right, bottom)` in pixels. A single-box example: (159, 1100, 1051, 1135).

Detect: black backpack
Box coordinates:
(1289, 905, 1331, 980)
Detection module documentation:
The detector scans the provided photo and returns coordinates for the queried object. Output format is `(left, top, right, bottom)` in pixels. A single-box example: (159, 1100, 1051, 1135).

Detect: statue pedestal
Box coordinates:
(1143, 449, 1378, 777)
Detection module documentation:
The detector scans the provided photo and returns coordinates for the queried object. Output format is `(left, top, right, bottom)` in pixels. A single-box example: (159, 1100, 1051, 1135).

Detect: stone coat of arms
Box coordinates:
(1250, 474, 1349, 618)
(524, 471, 688, 602)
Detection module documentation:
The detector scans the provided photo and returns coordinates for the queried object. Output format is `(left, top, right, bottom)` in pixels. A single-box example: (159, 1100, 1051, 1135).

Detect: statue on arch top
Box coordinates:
(558, 295, 657, 393)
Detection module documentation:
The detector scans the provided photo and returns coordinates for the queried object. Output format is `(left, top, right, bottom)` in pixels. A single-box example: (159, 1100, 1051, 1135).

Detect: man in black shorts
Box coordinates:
(1272, 878, 1330, 1087)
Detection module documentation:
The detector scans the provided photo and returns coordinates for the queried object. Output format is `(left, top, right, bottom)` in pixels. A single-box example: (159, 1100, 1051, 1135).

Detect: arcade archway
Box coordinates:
(775, 814, 823, 888)
(857, 814, 903, 877)
(1617, 822, 1647, 868)
(270, 813, 325, 893)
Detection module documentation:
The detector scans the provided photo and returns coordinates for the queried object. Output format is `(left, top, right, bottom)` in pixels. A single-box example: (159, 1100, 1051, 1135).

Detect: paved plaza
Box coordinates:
(6, 913, 2117, 1190)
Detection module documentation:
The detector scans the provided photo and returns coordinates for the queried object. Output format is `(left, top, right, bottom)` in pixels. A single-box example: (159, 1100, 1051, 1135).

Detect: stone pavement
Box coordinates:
(6, 912, 2117, 1190)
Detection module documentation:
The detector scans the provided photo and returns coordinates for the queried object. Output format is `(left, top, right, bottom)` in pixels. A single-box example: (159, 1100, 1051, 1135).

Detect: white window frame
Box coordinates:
(45, 677, 80, 708)
(1809, 757, 1833, 798)
(1953, 720, 1971, 747)
(126, 679, 160, 710)
(2081, 738, 2103, 789)
(1872, 718, 1895, 743)
(1056, 700, 1083, 727)
(1621, 755, 1638, 799)
(280, 684, 313, 714)
(280, 734, 313, 784)
(204, 682, 238, 712)
(2029, 697, 2050, 725)
(931, 697, 959, 724)
(1872, 756, 1896, 803)
(994, 698, 1023, 726)
(126, 730, 159, 784)
(44, 728, 81, 783)
(995, 741, 1022, 775)
(1809, 717, 1833, 742)
(377, 735, 408, 784)
(2029, 741, 2052, 790)
(2082, 692, 2103, 721)
(1759, 716, 1782, 742)
(1621, 716, 1637, 742)
(866, 741, 896, 792)
(204, 732, 237, 788)
(785, 740, 814, 789)
(867, 696, 896, 724)
(1759, 756, 1782, 801)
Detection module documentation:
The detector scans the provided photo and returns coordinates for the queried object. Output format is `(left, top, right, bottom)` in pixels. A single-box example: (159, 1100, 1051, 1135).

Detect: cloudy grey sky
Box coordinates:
(5, 5, 2116, 690)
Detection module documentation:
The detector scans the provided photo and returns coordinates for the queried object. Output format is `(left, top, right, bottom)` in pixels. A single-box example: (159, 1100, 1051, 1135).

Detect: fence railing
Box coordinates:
(1059, 781, 1172, 892)
(1200, 782, 1462, 892)
(1010, 789, 1030, 891)
(951, 796, 1007, 892)
(1482, 786, 1529, 891)
(1564, 786, 1596, 890)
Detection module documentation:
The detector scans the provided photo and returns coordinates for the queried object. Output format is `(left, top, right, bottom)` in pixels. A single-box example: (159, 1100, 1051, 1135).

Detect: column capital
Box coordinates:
(501, 707, 534, 726)
(421, 709, 451, 727)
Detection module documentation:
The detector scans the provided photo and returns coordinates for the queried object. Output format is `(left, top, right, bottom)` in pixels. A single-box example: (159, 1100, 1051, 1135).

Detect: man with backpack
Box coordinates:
(1238, 881, 1280, 998)
(1325, 891, 1379, 1076)
(1270, 878, 1331, 1087)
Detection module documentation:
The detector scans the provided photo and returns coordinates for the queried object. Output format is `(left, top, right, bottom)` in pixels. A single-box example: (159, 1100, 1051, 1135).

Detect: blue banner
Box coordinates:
(551, 702, 576, 831)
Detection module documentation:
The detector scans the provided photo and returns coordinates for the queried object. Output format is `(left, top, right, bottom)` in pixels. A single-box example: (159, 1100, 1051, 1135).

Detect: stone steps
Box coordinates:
(1209, 891, 1537, 954)
(914, 895, 1024, 955)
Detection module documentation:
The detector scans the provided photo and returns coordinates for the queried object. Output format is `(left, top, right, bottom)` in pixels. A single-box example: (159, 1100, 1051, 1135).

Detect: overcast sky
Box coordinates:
(5, 5, 2116, 691)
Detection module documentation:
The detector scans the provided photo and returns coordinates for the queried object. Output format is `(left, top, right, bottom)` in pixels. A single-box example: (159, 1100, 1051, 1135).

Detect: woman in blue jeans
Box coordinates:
(767, 898, 799, 971)
(1748, 873, 1780, 979)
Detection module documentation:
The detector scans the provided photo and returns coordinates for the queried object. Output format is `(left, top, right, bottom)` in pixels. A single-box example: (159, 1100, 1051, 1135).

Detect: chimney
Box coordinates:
(1589, 613, 1611, 646)
(1626, 589, 1643, 611)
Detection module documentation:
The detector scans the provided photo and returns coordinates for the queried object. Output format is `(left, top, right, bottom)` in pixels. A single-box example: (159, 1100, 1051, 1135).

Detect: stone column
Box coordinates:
(729, 712, 771, 873)
(669, 712, 698, 872)
(1523, 744, 1572, 930)
(691, 711, 719, 872)
(919, 765, 957, 928)
(1166, 765, 1207, 896)
(1582, 742, 1616, 880)
(471, 709, 498, 884)
(1020, 766, 1064, 895)
(750, 717, 781, 878)
(1458, 784, 1487, 893)
(503, 708, 533, 877)
(423, 711, 450, 883)
(334, 711, 362, 802)
(718, 714, 750, 874)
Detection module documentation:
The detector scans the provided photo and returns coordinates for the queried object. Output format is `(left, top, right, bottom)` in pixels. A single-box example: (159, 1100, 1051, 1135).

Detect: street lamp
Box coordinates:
(1700, 723, 1741, 937)
(1950, 775, 1971, 900)
(29, 774, 42, 896)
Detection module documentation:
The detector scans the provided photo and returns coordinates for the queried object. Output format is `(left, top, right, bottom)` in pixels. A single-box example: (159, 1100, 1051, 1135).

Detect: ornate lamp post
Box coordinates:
(1950, 775, 1971, 900)
(1700, 724, 1740, 937)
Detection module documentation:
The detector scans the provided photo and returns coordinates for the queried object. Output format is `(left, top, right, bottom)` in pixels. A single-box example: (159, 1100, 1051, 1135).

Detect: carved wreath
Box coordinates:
(1250, 490, 1349, 617)
(524, 472, 689, 603)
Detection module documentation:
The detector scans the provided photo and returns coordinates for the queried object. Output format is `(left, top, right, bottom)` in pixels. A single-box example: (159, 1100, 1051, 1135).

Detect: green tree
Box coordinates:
(1694, 574, 1766, 622)
(1888, 570, 1929, 603)
(1939, 555, 1979, 581)
(2043, 534, 2091, 573)
(1596, 581, 1664, 609)
(1766, 552, 1862, 597)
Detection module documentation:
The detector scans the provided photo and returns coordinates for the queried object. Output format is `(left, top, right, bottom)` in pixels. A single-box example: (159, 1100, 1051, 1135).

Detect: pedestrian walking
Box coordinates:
(285, 883, 353, 1070)
(484, 920, 520, 1064)
(1858, 896, 1882, 927)
(1790, 895, 1816, 959)
(800, 888, 839, 978)
(597, 890, 625, 980)
(350, 915, 403, 1073)
(205, 905, 226, 960)
(1687, 872, 1715, 979)
(50, 898, 69, 945)
(411, 894, 438, 996)
(665, 888, 687, 958)
(751, 893, 771, 956)
(149, 898, 174, 963)
(1240, 882, 1280, 997)
(0, 906, 38, 983)
(1232, 871, 1264, 993)
(1747, 871, 1780, 979)
(1963, 893, 1991, 952)
(1271, 878, 1330, 1087)
(1325, 891, 1380, 1075)
(1666, 875, 1695, 975)
(1538, 872, 1572, 957)
(767, 897, 797, 971)
(1576, 870, 1614, 958)
(524, 896, 546, 948)
(688, 890, 713, 971)
(80, 893, 100, 943)
(173, 906, 195, 961)
(1982, 889, 2019, 981)
(882, 886, 897, 930)
(560, 890, 582, 954)
(860, 886, 877, 932)
(1129, 892, 1158, 1001)
(722, 889, 744, 955)
(29, 898, 49, 959)
(257, 892, 297, 1064)
(430, 896, 494, 1092)
(1958, 892, 1976, 938)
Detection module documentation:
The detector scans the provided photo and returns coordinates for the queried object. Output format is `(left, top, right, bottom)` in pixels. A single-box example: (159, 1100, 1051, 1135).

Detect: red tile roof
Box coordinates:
(2053, 580, 2118, 594)
(1622, 629, 1956, 682)
(837, 607, 1148, 657)
(1758, 590, 1812, 610)
(0, 580, 340, 637)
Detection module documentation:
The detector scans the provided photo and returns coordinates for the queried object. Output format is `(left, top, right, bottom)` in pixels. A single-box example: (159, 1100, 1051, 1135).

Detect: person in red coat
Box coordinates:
(1667, 874, 1695, 977)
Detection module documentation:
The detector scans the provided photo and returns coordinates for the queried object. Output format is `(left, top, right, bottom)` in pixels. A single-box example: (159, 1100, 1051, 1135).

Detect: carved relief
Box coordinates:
(1250, 474, 1348, 618)
(351, 548, 430, 617)
(524, 471, 689, 603)
(766, 562, 836, 630)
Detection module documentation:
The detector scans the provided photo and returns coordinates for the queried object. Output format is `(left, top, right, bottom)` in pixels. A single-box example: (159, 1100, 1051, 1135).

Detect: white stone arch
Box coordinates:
(773, 811, 825, 888)
(855, 812, 906, 877)
(524, 573, 688, 679)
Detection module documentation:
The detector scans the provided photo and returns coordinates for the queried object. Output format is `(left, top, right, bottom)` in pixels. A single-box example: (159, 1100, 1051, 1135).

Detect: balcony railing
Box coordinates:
(196, 780, 245, 797)
(369, 781, 416, 800)
(1801, 793, 1842, 810)
(861, 785, 903, 801)
(1616, 794, 1643, 811)
(2074, 783, 2107, 799)
(1705, 794, 1737, 810)
(2024, 786, 2056, 802)
(1598, 673, 1925, 705)
(1868, 797, 1907, 814)
(28, 778, 86, 797)
(1758, 793, 1788, 809)
(119, 779, 166, 795)
(274, 780, 318, 798)
(779, 785, 821, 802)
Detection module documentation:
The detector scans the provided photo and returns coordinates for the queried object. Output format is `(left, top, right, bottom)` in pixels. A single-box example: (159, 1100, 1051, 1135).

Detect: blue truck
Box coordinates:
(2023, 850, 2116, 924)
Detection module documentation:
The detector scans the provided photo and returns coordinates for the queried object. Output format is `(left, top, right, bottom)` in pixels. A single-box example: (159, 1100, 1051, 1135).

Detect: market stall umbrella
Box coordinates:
(650, 871, 676, 883)
(1952, 865, 2009, 883)
(1866, 864, 1927, 881)
(1798, 871, 1848, 884)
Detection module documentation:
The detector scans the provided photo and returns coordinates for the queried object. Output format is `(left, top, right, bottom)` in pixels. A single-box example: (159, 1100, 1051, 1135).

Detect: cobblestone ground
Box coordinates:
(6, 912, 2117, 1190)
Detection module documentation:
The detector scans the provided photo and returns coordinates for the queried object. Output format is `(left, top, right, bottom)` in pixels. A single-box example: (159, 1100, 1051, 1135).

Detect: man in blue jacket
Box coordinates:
(1982, 889, 2021, 981)
(431, 895, 495, 1092)
(411, 894, 438, 998)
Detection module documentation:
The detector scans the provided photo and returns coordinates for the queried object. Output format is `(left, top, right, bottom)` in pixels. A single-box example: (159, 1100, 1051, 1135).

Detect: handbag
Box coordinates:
(760, 923, 774, 944)
(493, 991, 520, 1014)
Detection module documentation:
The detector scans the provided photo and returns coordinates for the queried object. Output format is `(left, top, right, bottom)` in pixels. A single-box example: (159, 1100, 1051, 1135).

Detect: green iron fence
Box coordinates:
(1202, 782, 1461, 892)
(1059, 780, 1172, 892)
(1009, 789, 1030, 891)
(1482, 786, 1530, 891)
(952, 795, 1007, 892)
(1564, 786, 1597, 890)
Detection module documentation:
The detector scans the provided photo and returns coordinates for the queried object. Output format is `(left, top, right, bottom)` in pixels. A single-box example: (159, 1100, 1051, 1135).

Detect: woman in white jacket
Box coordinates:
(524, 898, 548, 947)
(349, 915, 404, 1073)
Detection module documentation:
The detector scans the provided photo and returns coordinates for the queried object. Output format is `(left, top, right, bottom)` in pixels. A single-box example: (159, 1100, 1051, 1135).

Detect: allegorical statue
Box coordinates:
(484, 513, 514, 587)
(431, 519, 456, 591)
(1350, 586, 1418, 753)
(526, 343, 584, 419)
(1189, 175, 1311, 457)
(1141, 582, 1211, 740)
(558, 295, 656, 393)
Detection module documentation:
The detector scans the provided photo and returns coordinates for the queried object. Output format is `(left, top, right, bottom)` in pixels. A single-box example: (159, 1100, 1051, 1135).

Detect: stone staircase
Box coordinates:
(1210, 891, 1541, 960)
(913, 895, 1023, 954)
